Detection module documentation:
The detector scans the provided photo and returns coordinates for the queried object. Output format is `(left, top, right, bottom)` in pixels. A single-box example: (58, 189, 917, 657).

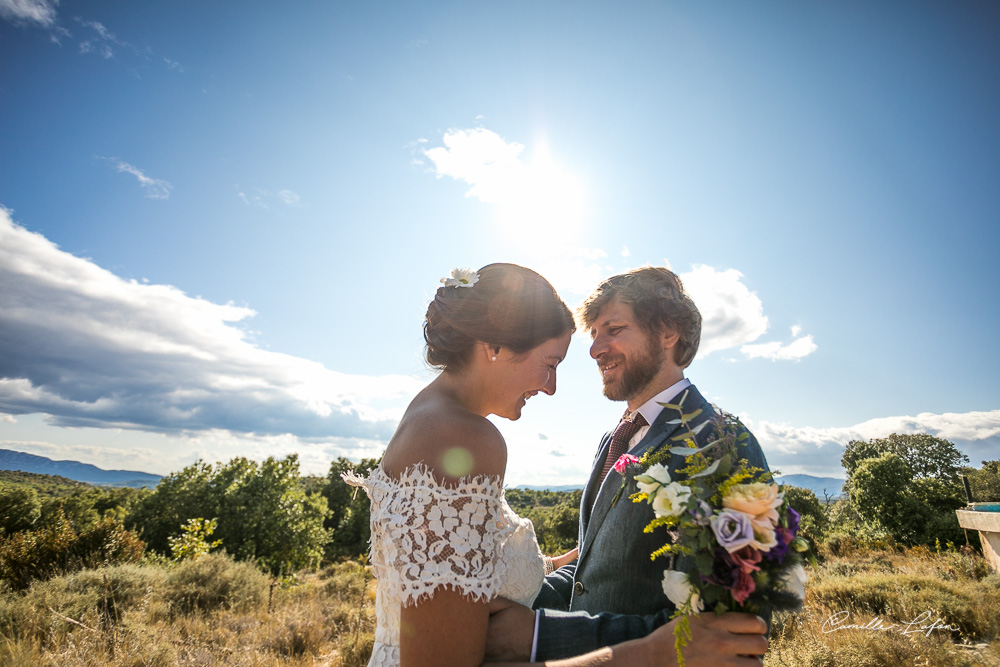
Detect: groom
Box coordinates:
(487, 266, 770, 663)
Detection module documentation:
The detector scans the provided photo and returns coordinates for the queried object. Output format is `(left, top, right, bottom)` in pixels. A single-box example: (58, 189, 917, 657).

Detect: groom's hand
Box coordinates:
(484, 597, 534, 662)
(651, 612, 768, 665)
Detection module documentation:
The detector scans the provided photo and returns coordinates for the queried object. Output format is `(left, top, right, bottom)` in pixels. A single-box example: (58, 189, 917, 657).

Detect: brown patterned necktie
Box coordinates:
(600, 411, 648, 480)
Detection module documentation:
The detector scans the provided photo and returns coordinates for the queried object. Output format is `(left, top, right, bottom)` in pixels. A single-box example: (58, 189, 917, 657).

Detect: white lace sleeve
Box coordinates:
(365, 464, 515, 607)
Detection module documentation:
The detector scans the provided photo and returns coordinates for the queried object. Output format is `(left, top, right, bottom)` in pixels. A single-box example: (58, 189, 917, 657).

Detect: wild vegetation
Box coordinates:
(0, 433, 997, 665)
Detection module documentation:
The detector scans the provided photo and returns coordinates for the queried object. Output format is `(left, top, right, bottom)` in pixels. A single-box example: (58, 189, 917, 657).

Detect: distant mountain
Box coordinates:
(517, 475, 847, 497)
(776, 474, 845, 498)
(0, 449, 161, 488)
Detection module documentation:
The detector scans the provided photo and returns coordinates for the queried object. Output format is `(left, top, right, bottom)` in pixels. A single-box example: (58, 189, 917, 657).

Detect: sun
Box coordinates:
(495, 144, 588, 243)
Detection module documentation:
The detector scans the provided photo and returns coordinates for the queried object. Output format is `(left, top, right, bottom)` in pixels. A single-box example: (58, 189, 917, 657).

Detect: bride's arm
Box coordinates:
(387, 410, 509, 667)
(400, 588, 492, 666)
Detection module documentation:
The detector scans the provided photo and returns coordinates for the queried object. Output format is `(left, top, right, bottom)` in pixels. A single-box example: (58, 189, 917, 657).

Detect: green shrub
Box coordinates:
(323, 561, 368, 600)
(168, 517, 222, 562)
(164, 551, 269, 614)
(0, 563, 165, 645)
(0, 514, 144, 590)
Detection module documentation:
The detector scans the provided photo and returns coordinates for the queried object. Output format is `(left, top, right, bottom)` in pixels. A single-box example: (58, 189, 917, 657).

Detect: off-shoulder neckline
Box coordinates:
(350, 462, 506, 495)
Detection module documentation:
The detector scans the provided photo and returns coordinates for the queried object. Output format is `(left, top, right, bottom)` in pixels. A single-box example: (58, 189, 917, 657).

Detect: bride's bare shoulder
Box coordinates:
(381, 395, 506, 485)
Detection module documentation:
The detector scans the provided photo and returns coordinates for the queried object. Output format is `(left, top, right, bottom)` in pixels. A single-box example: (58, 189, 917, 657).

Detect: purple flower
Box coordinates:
(703, 547, 738, 589)
(786, 507, 801, 537)
(766, 527, 791, 562)
(766, 507, 801, 563)
(710, 509, 755, 553)
(702, 546, 760, 606)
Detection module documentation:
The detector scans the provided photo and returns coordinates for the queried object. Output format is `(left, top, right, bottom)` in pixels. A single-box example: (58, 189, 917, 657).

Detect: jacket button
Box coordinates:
(574, 581, 585, 596)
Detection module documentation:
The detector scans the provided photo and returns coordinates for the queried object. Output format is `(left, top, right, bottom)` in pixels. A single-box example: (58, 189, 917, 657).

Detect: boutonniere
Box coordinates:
(609, 453, 641, 507)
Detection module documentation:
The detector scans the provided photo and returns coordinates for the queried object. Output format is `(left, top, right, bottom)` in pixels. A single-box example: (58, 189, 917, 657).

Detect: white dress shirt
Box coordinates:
(626, 377, 691, 451)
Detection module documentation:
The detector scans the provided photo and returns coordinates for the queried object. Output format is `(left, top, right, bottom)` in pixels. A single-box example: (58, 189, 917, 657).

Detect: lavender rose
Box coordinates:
(710, 508, 755, 553)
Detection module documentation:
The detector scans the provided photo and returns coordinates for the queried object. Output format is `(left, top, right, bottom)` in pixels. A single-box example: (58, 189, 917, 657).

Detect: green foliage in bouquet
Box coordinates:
(614, 391, 814, 666)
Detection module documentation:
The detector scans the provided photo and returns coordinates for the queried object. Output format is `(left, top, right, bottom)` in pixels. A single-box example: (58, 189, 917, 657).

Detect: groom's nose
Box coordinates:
(590, 333, 608, 359)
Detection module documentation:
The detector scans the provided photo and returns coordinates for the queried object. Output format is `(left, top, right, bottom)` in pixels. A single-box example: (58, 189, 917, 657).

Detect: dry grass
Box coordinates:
(765, 545, 1000, 667)
(0, 556, 375, 666)
(2, 546, 997, 665)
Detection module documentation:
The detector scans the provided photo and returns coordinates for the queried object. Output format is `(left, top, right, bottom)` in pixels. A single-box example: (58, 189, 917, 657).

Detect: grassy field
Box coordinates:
(1, 545, 998, 666)
(0, 554, 376, 666)
(765, 543, 1000, 667)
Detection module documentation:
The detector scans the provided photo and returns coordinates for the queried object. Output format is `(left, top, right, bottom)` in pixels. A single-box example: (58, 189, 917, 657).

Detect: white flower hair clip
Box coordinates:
(440, 267, 480, 288)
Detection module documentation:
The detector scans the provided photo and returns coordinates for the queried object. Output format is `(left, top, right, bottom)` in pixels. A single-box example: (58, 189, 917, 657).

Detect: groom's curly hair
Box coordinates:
(577, 266, 702, 368)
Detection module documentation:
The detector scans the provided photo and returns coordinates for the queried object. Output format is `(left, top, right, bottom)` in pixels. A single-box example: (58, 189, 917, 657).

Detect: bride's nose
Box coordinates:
(541, 369, 557, 395)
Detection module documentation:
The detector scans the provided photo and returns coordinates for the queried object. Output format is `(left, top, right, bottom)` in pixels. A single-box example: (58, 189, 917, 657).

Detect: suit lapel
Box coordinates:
(580, 432, 612, 529)
(578, 386, 711, 565)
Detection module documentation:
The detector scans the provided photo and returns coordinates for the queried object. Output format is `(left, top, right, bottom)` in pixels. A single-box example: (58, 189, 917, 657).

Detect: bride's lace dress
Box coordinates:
(343, 463, 546, 667)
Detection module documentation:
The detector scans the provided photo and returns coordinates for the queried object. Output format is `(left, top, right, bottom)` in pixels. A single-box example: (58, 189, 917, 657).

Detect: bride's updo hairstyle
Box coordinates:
(424, 263, 574, 371)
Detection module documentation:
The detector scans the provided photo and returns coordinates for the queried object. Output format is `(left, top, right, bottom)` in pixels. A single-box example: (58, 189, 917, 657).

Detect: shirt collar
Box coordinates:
(631, 378, 692, 425)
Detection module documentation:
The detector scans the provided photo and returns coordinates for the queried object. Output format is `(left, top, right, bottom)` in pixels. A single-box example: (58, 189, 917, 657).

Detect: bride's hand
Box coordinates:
(550, 547, 578, 570)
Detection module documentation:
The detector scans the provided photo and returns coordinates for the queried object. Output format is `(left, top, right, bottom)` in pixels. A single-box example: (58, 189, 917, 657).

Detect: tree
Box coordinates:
(0, 483, 42, 535)
(214, 456, 330, 575)
(842, 433, 969, 484)
(962, 460, 1000, 502)
(845, 441, 966, 546)
(125, 461, 216, 553)
(322, 457, 379, 560)
(127, 454, 330, 575)
(780, 485, 828, 541)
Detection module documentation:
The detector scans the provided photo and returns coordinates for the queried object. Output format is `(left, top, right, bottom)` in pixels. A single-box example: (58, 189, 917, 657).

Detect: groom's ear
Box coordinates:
(659, 326, 680, 352)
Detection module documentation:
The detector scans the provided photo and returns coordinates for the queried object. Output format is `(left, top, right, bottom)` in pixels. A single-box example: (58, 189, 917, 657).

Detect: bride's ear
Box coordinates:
(480, 342, 501, 363)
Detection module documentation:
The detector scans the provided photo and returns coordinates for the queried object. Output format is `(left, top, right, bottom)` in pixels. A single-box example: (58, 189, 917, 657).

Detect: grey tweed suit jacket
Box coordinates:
(532, 384, 769, 661)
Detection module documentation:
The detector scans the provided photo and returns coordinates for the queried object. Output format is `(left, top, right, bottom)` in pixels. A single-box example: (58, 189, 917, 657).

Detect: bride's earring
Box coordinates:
(491, 356, 497, 362)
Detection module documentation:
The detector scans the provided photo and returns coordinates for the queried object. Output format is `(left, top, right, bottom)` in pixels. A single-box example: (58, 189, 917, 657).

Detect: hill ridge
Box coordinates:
(0, 448, 161, 488)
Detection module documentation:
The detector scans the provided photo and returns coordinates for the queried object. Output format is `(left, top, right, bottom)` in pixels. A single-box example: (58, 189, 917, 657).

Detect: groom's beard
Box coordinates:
(600, 333, 665, 403)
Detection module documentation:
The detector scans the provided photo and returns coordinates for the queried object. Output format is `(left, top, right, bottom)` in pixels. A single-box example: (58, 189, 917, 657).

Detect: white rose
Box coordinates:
(661, 570, 705, 611)
(635, 463, 672, 496)
(780, 564, 808, 601)
(651, 482, 693, 519)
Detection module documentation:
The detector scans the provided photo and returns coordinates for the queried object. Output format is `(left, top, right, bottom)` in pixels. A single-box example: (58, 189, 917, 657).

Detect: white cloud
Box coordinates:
(237, 187, 302, 210)
(742, 334, 817, 361)
(422, 127, 586, 241)
(0, 208, 422, 441)
(98, 158, 171, 199)
(528, 246, 614, 298)
(0, 0, 57, 27)
(680, 265, 768, 355)
(424, 128, 525, 203)
(749, 409, 1000, 477)
(278, 189, 301, 206)
(76, 18, 129, 59)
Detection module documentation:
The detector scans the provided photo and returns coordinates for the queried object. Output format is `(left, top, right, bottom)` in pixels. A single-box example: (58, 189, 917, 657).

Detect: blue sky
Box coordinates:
(2, 0, 998, 487)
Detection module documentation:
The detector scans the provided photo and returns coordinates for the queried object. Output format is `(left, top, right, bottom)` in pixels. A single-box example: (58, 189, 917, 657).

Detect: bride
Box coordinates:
(345, 264, 725, 667)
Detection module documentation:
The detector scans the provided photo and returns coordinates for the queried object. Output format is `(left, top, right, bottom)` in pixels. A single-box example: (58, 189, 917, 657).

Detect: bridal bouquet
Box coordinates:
(616, 393, 813, 666)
